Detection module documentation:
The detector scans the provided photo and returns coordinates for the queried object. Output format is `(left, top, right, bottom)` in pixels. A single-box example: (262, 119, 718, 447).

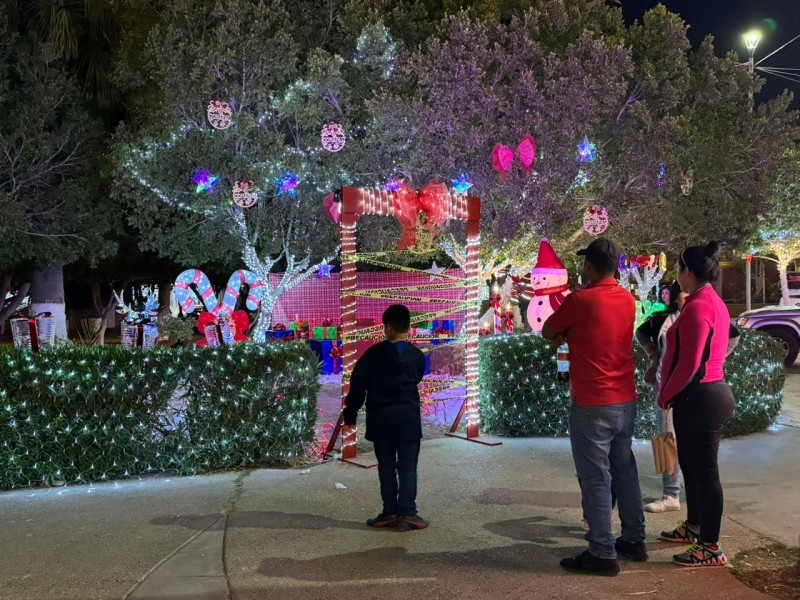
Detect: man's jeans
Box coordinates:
(569, 401, 646, 560)
(372, 439, 421, 516)
(656, 401, 682, 498)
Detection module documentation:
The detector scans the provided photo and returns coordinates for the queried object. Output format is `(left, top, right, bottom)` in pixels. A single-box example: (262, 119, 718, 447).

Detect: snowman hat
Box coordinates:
(533, 238, 567, 276)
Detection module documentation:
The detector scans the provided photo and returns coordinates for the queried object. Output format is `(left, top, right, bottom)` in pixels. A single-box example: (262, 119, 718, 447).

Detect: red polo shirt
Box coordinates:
(545, 278, 636, 406)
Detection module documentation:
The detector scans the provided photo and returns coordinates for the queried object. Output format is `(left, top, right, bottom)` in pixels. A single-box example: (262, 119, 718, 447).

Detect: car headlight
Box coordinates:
(738, 317, 749, 327)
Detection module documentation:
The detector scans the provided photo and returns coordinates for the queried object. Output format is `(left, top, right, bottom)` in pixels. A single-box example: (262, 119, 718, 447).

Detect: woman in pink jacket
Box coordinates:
(658, 241, 735, 567)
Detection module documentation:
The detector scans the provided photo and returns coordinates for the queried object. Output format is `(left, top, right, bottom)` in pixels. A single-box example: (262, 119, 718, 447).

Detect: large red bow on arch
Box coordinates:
(393, 181, 449, 251)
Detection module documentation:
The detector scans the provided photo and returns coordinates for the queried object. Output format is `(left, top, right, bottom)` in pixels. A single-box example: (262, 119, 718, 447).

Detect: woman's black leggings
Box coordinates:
(672, 381, 735, 544)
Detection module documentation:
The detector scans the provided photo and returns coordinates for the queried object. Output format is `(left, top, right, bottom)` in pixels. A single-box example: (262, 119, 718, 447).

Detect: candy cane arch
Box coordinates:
(325, 186, 497, 468)
(174, 268, 264, 316)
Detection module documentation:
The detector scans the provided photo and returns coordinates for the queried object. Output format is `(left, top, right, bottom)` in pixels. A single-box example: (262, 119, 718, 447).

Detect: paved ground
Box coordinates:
(1, 373, 798, 600)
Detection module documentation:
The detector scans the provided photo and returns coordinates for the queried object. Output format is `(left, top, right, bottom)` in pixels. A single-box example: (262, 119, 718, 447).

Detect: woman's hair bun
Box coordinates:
(703, 240, 721, 259)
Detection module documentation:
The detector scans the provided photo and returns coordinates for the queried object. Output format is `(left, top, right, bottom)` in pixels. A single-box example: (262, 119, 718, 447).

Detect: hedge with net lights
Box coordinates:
(478, 329, 784, 438)
(0, 343, 319, 490)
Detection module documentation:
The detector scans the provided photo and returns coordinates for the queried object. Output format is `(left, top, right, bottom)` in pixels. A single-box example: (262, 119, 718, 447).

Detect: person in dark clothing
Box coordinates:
(342, 304, 428, 531)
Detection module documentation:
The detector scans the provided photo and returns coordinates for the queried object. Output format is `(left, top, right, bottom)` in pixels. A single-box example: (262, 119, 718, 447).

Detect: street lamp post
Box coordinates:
(744, 30, 761, 103)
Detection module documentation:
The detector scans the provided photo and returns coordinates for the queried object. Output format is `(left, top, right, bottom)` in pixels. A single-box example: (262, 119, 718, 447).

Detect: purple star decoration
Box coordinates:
(317, 261, 333, 279)
(384, 177, 403, 192)
(451, 173, 473, 194)
(277, 172, 298, 197)
(192, 169, 219, 193)
(577, 136, 597, 163)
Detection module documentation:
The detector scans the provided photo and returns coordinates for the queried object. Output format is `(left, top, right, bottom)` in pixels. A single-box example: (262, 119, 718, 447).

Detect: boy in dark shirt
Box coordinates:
(342, 304, 428, 530)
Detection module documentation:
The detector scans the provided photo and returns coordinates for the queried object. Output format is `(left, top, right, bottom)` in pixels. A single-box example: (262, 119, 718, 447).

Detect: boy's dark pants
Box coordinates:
(373, 439, 421, 516)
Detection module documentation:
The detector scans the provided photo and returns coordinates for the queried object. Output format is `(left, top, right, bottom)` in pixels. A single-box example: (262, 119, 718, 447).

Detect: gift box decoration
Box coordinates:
(10, 314, 56, 352)
(310, 339, 342, 374)
(121, 322, 159, 350)
(266, 329, 295, 341)
(312, 325, 339, 340)
(431, 319, 456, 336)
(289, 319, 309, 332)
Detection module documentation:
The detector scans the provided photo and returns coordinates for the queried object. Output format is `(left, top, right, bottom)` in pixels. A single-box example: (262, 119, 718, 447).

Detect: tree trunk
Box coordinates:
(779, 263, 791, 306)
(30, 265, 67, 338)
(158, 277, 174, 318)
(0, 274, 31, 333)
(252, 296, 276, 343)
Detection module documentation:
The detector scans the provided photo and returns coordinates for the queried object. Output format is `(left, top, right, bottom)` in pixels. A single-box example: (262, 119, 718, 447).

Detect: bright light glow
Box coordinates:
(744, 30, 761, 52)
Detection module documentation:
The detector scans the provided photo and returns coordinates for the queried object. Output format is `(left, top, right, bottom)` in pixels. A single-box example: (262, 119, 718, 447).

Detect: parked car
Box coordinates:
(738, 305, 800, 366)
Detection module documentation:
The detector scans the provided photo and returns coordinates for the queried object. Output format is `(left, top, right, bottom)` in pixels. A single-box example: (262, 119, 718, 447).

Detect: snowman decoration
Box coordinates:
(526, 238, 571, 332)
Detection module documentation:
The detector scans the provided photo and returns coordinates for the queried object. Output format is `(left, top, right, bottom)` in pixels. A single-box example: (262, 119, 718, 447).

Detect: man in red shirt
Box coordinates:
(543, 238, 646, 576)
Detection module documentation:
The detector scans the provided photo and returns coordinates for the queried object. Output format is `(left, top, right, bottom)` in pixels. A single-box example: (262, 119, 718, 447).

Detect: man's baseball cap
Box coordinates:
(577, 238, 621, 273)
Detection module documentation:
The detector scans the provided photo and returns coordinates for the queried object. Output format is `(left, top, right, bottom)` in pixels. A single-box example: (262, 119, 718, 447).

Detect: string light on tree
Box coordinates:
(384, 177, 403, 192)
(656, 163, 666, 188)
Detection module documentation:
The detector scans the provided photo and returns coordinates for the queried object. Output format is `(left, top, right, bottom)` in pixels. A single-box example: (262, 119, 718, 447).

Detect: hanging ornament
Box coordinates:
(207, 99, 233, 130)
(451, 173, 473, 194)
(192, 169, 219, 194)
(320, 122, 346, 152)
(681, 169, 694, 196)
(277, 172, 298, 197)
(583, 205, 609, 235)
(384, 177, 403, 192)
(232, 179, 257, 208)
(656, 163, 666, 188)
(316, 260, 333, 279)
(577, 136, 597, 163)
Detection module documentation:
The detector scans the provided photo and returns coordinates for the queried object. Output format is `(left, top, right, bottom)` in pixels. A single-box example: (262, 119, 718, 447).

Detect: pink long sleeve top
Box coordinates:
(658, 285, 730, 408)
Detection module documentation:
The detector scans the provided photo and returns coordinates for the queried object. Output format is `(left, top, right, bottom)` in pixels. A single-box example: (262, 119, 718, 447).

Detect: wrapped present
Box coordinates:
(410, 311, 432, 329)
(310, 339, 342, 374)
(312, 325, 339, 340)
(266, 329, 295, 341)
(431, 319, 456, 335)
(289, 319, 309, 332)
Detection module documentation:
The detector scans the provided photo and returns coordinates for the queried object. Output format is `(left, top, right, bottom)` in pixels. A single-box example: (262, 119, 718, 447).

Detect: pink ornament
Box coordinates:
(517, 134, 537, 172)
(492, 144, 515, 175)
(207, 99, 232, 130)
(321, 122, 346, 152)
(323, 193, 340, 223)
(583, 205, 609, 236)
(232, 179, 257, 208)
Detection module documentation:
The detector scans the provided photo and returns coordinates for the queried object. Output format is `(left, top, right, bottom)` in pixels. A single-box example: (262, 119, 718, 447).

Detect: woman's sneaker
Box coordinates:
(660, 520, 700, 543)
(367, 513, 399, 528)
(644, 495, 681, 513)
(398, 513, 429, 531)
(673, 541, 729, 567)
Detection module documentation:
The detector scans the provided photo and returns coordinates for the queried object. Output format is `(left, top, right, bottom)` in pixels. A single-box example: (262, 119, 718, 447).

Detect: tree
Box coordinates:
(114, 0, 403, 339)
(751, 149, 800, 305)
(1, 6, 113, 336)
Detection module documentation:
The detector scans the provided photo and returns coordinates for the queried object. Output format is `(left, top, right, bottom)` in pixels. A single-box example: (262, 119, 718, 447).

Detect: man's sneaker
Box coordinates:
(560, 550, 620, 576)
(366, 513, 399, 528)
(615, 538, 649, 562)
(660, 520, 700, 543)
(644, 495, 681, 513)
(398, 513, 429, 531)
(673, 541, 729, 567)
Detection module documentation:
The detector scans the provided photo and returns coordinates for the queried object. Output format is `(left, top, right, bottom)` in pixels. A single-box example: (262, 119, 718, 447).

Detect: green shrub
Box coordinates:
(478, 329, 784, 438)
(0, 343, 319, 490)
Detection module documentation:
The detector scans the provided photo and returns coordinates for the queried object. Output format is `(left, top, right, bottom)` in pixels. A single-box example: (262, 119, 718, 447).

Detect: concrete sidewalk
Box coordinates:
(1, 374, 797, 600)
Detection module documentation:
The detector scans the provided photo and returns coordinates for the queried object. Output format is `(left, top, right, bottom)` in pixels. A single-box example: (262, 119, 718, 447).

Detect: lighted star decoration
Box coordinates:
(577, 136, 597, 163)
(277, 171, 298, 197)
(384, 177, 403, 192)
(451, 173, 473, 194)
(192, 169, 220, 194)
(427, 261, 446, 281)
(317, 260, 333, 279)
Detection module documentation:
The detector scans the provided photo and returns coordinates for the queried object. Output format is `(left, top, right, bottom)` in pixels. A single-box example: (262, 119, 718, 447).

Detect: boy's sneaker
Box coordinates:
(615, 538, 649, 562)
(673, 541, 729, 567)
(660, 520, 700, 543)
(560, 550, 620, 576)
(644, 495, 681, 513)
(398, 513, 429, 531)
(367, 513, 399, 528)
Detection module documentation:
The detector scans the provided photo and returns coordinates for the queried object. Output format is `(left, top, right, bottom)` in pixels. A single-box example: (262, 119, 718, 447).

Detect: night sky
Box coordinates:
(621, 0, 800, 106)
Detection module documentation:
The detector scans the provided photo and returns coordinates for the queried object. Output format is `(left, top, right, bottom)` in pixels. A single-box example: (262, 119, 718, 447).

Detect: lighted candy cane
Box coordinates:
(174, 269, 219, 315)
(218, 269, 264, 316)
(490, 284, 502, 335)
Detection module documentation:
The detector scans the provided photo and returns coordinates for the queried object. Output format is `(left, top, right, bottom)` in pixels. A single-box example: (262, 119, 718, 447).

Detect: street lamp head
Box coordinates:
(744, 30, 761, 52)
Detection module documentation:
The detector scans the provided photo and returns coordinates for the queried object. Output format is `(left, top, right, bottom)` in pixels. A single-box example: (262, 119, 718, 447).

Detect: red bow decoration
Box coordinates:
(329, 345, 343, 374)
(492, 134, 537, 180)
(393, 181, 450, 251)
(273, 323, 287, 331)
(321, 318, 334, 327)
(298, 330, 310, 340)
(629, 255, 656, 268)
(510, 275, 522, 300)
(196, 310, 250, 346)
